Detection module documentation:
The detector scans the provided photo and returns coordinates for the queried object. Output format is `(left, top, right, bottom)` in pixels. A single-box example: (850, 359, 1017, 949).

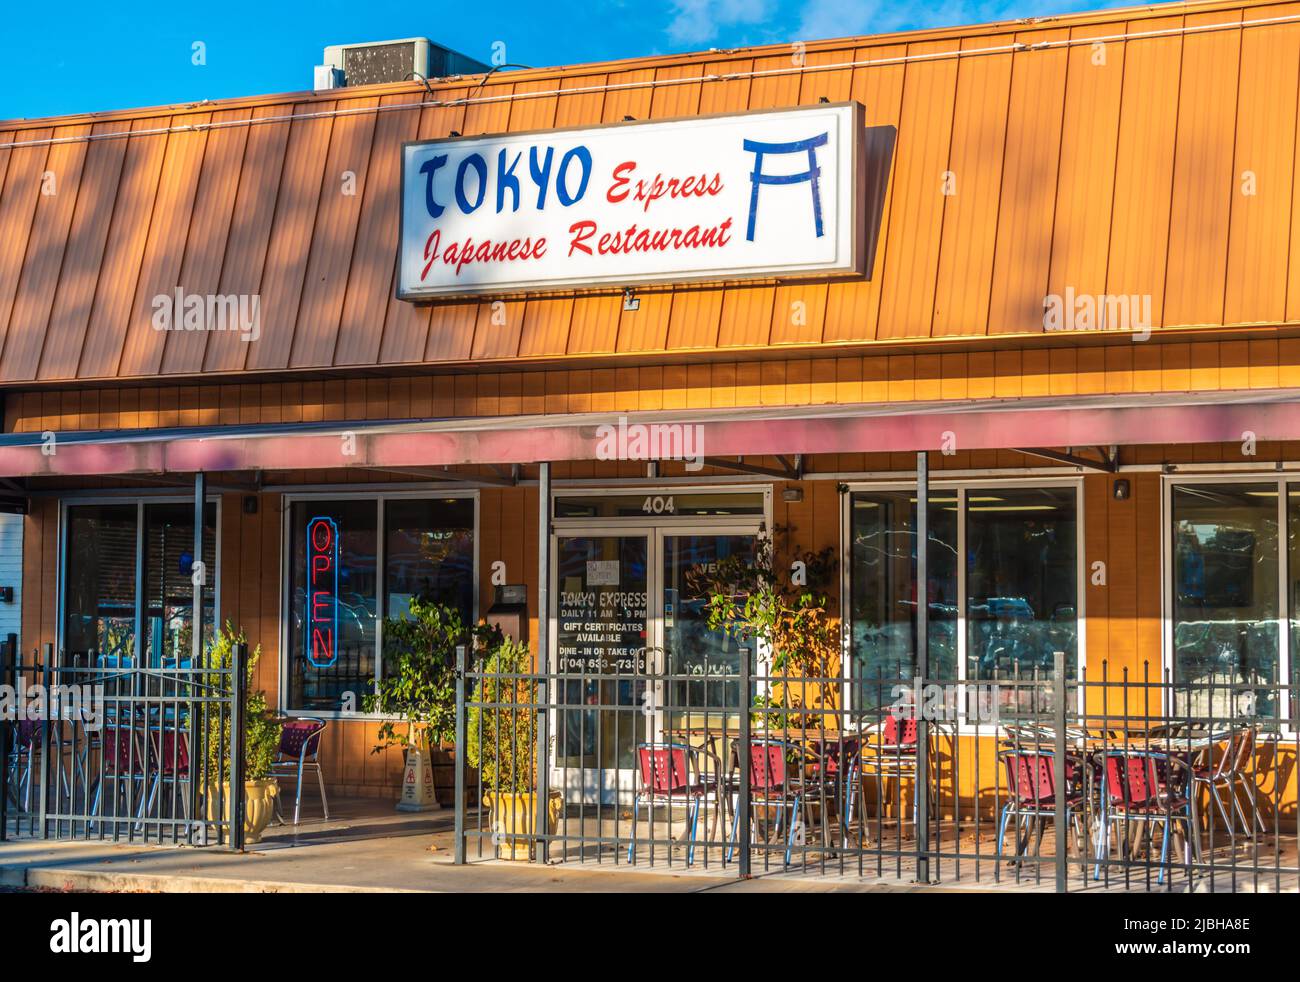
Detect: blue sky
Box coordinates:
(3, 0, 1134, 120)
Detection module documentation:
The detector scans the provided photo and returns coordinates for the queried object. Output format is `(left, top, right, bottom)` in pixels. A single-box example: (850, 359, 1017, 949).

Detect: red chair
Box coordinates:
(728, 739, 827, 866)
(996, 748, 1087, 861)
(848, 713, 946, 841)
(5, 720, 37, 811)
(88, 726, 149, 828)
(1094, 750, 1198, 884)
(628, 743, 721, 866)
(270, 718, 330, 825)
(143, 729, 192, 823)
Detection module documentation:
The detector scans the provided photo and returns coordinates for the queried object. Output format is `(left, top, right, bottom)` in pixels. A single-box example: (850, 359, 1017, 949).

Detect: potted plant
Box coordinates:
(465, 635, 561, 860)
(362, 597, 467, 810)
(201, 624, 283, 843)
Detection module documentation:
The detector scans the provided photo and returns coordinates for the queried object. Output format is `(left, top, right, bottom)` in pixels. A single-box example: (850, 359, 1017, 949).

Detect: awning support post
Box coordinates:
(535, 462, 552, 865)
(193, 471, 206, 666)
(915, 450, 930, 884)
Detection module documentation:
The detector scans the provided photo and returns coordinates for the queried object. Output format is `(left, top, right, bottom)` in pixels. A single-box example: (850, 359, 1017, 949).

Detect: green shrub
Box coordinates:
(465, 637, 535, 794)
(201, 624, 281, 783)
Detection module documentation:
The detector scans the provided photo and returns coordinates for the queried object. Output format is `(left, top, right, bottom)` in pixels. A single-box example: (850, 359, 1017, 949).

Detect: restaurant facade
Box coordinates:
(2, 0, 1300, 820)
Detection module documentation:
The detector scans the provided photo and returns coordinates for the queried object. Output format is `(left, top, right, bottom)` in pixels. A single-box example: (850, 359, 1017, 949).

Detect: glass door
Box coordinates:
(549, 491, 768, 805)
(658, 529, 759, 734)
(553, 532, 651, 802)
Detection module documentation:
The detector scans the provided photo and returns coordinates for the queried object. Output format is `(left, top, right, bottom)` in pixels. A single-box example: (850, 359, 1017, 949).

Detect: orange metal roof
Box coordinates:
(0, 0, 1297, 385)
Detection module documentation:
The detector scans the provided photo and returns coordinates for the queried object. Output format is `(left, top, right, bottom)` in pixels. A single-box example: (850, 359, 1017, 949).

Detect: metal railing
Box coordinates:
(1, 639, 246, 849)
(453, 649, 1299, 892)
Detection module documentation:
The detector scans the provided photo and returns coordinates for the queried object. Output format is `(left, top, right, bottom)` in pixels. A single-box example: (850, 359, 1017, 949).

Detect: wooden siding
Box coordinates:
(10, 334, 1300, 436)
(1, 2, 1299, 384)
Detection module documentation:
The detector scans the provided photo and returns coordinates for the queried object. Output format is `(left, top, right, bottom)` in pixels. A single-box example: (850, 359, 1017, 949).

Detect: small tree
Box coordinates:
(465, 636, 535, 794)
(692, 526, 839, 725)
(363, 597, 468, 752)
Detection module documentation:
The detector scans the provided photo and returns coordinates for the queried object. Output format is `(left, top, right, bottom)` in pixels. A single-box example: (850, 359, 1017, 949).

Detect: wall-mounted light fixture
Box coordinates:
(622, 288, 640, 312)
(1113, 479, 1130, 501)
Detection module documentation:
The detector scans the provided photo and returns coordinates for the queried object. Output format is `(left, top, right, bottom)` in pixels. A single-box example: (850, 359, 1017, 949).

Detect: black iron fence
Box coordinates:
(453, 649, 1299, 892)
(1, 639, 246, 849)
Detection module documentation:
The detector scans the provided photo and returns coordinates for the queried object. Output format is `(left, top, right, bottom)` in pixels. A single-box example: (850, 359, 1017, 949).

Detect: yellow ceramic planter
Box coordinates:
(205, 779, 280, 844)
(485, 790, 563, 861)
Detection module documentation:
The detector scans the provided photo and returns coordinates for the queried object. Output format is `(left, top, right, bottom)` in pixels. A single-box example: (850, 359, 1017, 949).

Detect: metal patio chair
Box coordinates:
(142, 727, 192, 824)
(627, 742, 723, 866)
(88, 724, 150, 829)
(4, 719, 39, 812)
(1093, 749, 1199, 884)
(844, 713, 949, 843)
(1189, 724, 1267, 838)
(5, 716, 80, 815)
(728, 738, 831, 866)
(996, 747, 1088, 862)
(271, 717, 330, 825)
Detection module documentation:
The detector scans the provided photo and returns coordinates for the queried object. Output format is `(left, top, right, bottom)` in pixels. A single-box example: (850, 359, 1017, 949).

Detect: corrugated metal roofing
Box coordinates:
(0, 0, 1296, 385)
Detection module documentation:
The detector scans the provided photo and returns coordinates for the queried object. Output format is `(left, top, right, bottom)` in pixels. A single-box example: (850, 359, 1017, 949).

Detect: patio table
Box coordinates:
(666, 725, 862, 856)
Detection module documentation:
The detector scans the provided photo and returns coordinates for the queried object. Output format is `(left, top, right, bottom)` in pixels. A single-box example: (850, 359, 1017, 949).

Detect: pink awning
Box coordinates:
(2, 388, 1297, 479)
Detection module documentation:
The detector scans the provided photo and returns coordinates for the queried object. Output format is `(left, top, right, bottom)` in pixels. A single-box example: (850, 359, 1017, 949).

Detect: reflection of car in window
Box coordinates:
(967, 596, 1078, 677)
(968, 596, 1035, 620)
(1175, 524, 1255, 608)
(290, 589, 376, 653)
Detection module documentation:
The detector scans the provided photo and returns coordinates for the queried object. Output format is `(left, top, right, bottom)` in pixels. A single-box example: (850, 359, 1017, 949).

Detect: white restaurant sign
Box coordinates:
(397, 103, 865, 299)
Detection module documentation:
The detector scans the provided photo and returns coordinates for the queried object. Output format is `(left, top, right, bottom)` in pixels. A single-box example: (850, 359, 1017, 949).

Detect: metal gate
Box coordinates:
(1, 638, 248, 849)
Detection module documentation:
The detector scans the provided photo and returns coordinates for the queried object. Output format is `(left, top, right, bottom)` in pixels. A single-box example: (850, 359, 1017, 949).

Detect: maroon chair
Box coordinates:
(5, 719, 40, 811)
(88, 726, 148, 827)
(729, 739, 826, 866)
(996, 748, 1086, 861)
(852, 713, 946, 839)
(883, 714, 919, 749)
(1094, 750, 1198, 884)
(143, 729, 192, 823)
(270, 718, 329, 825)
(628, 743, 721, 866)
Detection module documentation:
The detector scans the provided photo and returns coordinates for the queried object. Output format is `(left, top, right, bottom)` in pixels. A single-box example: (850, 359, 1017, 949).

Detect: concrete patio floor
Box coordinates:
(0, 797, 940, 893)
(3, 796, 1291, 893)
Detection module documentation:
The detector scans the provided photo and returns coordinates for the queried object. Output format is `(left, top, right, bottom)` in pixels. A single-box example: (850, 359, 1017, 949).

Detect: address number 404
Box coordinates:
(642, 495, 675, 514)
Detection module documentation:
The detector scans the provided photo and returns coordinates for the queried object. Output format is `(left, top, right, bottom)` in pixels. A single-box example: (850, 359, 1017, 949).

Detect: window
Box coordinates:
(1287, 489, 1300, 724)
(965, 486, 1078, 682)
(143, 502, 218, 666)
(847, 483, 1079, 714)
(848, 490, 957, 708)
(1170, 481, 1286, 719)
(63, 500, 217, 667)
(286, 495, 475, 713)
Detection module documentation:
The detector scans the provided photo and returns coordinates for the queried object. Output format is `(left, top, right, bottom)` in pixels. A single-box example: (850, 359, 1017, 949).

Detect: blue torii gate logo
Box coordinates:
(743, 132, 830, 242)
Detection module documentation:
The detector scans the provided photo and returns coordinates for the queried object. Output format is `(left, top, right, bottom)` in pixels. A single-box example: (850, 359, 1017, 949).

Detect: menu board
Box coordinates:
(556, 537, 648, 674)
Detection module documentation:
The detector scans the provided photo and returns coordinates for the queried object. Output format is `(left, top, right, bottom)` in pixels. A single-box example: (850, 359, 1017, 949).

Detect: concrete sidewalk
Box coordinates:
(0, 801, 937, 893)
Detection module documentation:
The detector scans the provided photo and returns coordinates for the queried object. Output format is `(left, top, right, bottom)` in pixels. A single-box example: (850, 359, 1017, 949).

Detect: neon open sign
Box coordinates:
(306, 516, 339, 668)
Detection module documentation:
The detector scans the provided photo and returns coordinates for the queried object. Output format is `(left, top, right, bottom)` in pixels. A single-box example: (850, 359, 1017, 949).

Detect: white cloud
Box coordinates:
(662, 0, 1134, 54)
(666, 0, 777, 46)
(795, 0, 885, 42)
(793, 0, 1123, 45)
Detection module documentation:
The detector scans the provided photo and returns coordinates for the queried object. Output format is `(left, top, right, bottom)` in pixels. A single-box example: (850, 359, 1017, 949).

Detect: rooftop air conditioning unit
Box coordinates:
(315, 37, 491, 90)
